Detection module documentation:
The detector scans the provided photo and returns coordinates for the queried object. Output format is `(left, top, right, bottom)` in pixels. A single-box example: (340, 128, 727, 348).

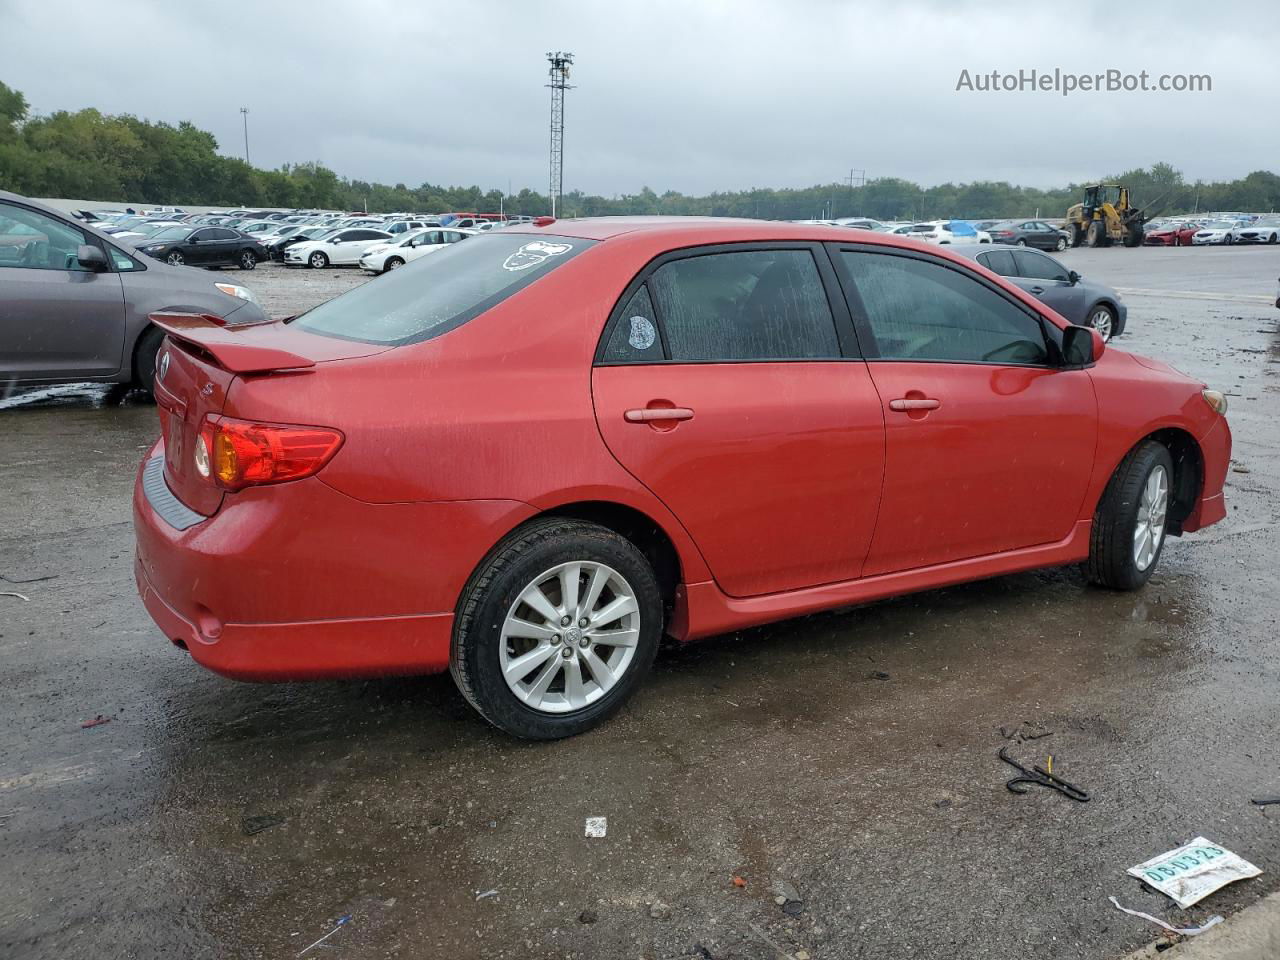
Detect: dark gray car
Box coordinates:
(0, 191, 268, 391)
(987, 219, 1071, 251)
(954, 244, 1127, 341)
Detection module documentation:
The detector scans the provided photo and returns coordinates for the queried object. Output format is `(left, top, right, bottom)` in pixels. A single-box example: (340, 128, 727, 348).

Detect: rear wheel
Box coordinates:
(1087, 441, 1173, 590)
(239, 249, 257, 270)
(451, 518, 663, 740)
(308, 251, 329, 269)
(132, 326, 166, 395)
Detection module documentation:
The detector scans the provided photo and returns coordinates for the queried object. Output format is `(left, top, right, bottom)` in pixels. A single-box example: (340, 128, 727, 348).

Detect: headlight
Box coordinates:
(1202, 389, 1228, 416)
(214, 282, 259, 304)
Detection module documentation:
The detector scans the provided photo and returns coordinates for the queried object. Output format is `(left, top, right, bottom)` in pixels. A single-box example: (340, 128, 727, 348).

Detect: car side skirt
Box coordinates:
(672, 520, 1092, 641)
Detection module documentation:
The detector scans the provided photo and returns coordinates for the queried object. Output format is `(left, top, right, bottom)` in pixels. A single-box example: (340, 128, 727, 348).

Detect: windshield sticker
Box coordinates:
(628, 316, 657, 350)
(503, 241, 573, 271)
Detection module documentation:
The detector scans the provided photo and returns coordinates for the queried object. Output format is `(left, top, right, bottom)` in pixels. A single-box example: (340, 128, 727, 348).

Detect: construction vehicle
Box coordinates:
(1066, 184, 1145, 248)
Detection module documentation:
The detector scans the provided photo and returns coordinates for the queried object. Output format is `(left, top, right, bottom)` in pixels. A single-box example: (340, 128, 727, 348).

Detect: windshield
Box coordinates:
(1206, 221, 1235, 229)
(149, 226, 193, 242)
(291, 233, 592, 345)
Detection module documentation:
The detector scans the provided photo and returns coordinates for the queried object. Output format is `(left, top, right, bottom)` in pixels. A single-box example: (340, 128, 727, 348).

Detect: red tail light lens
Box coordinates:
(200, 417, 344, 491)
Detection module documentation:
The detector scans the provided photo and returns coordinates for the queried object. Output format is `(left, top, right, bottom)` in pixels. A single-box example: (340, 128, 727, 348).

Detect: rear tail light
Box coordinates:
(198, 416, 344, 491)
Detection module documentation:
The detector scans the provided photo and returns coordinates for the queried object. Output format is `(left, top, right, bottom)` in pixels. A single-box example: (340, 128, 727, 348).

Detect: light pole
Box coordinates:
(239, 107, 250, 165)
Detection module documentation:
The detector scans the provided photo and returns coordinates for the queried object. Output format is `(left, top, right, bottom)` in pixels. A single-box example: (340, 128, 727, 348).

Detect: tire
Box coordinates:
(239, 249, 257, 270)
(1122, 224, 1143, 247)
(308, 251, 329, 269)
(1087, 441, 1174, 590)
(1070, 223, 1085, 248)
(1086, 304, 1117, 342)
(1269, 233, 1278, 245)
(1224, 234, 1233, 245)
(1086, 220, 1106, 248)
(1015, 238, 1027, 247)
(1055, 236, 1068, 251)
(451, 518, 664, 740)
(166, 251, 185, 266)
(385, 256, 405, 270)
(132, 326, 166, 395)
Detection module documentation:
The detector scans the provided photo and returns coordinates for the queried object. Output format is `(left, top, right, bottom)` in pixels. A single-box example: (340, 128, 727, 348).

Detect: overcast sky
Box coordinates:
(4, 0, 1277, 196)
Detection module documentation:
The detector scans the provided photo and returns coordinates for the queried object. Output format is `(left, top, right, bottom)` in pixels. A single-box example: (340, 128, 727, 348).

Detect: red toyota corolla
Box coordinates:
(134, 219, 1231, 739)
(1144, 221, 1200, 246)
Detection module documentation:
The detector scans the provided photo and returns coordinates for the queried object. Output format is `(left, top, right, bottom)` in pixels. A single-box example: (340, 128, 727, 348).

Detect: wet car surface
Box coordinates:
(3, 248, 1279, 959)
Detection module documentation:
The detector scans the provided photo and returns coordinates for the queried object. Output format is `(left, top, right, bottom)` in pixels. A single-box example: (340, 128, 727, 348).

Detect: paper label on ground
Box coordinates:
(1127, 836, 1262, 908)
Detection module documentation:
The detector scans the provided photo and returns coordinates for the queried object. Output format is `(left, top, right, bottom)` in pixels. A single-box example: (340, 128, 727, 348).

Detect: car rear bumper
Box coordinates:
(132, 446, 536, 681)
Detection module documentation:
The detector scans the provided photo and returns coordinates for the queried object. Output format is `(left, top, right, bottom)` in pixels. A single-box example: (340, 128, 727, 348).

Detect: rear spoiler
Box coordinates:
(149, 313, 315, 375)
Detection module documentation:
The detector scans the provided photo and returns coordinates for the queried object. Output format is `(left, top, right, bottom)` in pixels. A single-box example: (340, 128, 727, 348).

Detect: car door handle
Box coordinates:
(1029, 286, 1045, 294)
(624, 407, 694, 423)
(888, 397, 940, 412)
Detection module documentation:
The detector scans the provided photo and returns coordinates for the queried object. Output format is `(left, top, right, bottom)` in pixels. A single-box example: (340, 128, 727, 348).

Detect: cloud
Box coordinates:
(5, 0, 1276, 194)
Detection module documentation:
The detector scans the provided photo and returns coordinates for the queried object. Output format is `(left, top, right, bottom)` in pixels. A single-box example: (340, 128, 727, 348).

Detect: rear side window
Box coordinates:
(842, 251, 1049, 365)
(290, 233, 591, 345)
(1013, 250, 1070, 282)
(978, 249, 1016, 276)
(647, 249, 839, 361)
(602, 284, 663, 362)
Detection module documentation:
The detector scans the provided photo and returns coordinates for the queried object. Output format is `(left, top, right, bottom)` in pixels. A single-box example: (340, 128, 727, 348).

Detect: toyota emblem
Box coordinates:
(158, 351, 170, 380)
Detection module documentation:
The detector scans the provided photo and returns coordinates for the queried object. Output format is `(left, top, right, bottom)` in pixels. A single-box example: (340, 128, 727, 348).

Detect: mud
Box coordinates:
(2, 248, 1279, 959)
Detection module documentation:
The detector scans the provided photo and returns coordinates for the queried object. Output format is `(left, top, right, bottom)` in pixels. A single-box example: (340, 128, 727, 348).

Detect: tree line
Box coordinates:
(2, 82, 1277, 220)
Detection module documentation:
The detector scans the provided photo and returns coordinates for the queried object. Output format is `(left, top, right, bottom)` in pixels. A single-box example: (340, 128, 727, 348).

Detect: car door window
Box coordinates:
(601, 284, 664, 363)
(978, 249, 1016, 276)
(646, 249, 840, 362)
(0, 201, 90, 271)
(213, 228, 238, 241)
(841, 251, 1049, 365)
(1013, 250, 1070, 282)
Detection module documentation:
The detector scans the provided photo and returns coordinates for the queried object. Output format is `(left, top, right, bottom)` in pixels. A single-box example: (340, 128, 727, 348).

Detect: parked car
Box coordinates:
(267, 225, 335, 261)
(111, 220, 186, 242)
(955, 245, 1126, 341)
(893, 221, 992, 244)
(832, 218, 884, 230)
(0, 190, 265, 392)
(1144, 221, 1200, 246)
(132, 226, 267, 270)
(380, 219, 436, 236)
(1233, 218, 1280, 245)
(986, 220, 1070, 251)
(284, 228, 393, 268)
(1192, 221, 1238, 245)
(359, 228, 472, 273)
(133, 218, 1229, 739)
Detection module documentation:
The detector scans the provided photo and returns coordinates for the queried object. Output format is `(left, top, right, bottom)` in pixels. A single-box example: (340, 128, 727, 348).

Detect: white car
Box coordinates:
(380, 218, 437, 236)
(1233, 218, 1280, 245)
(111, 220, 185, 242)
(1192, 221, 1239, 245)
(359, 228, 473, 274)
(284, 228, 393, 268)
(236, 220, 283, 239)
(892, 221, 992, 244)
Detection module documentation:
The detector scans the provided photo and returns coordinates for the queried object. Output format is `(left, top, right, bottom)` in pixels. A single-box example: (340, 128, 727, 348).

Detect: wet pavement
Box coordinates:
(2, 249, 1279, 959)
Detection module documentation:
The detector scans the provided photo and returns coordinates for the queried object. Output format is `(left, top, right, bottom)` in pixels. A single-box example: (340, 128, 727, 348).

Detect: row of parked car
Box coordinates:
(1143, 216, 1280, 246)
(798, 217, 1074, 251)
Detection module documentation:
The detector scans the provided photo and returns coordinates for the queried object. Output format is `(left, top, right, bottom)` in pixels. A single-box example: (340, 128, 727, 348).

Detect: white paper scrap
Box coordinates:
(1127, 837, 1261, 908)
(1109, 897, 1223, 936)
(584, 816, 607, 838)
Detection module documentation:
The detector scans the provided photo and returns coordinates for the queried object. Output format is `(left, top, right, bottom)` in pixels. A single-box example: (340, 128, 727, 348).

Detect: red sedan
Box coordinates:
(134, 219, 1231, 739)
(1144, 221, 1200, 246)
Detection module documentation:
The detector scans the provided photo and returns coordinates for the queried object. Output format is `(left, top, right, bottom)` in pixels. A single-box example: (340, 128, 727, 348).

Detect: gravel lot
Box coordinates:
(2, 245, 1279, 960)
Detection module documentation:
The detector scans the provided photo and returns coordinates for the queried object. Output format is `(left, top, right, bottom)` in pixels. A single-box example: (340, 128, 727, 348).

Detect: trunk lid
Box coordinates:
(149, 314, 388, 516)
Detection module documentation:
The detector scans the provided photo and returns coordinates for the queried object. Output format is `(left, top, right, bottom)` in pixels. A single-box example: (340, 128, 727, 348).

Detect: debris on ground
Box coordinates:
(475, 889, 498, 901)
(241, 814, 285, 836)
(297, 915, 351, 956)
(1128, 837, 1262, 908)
(0, 572, 57, 584)
(867, 670, 891, 681)
(585, 816, 607, 837)
(1249, 796, 1280, 806)
(998, 745, 1089, 801)
(648, 901, 671, 920)
(578, 908, 598, 924)
(1108, 896, 1223, 936)
(999, 722, 1054, 742)
(769, 878, 801, 904)
(1, 591, 31, 602)
(747, 921, 799, 959)
(782, 900, 805, 917)
(731, 875, 747, 888)
(80, 715, 112, 729)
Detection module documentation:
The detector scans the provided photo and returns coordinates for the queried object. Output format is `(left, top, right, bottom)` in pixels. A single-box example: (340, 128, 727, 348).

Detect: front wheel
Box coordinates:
(308, 251, 329, 269)
(1087, 304, 1116, 342)
(1055, 236, 1068, 251)
(1015, 238, 1027, 247)
(451, 518, 663, 739)
(385, 256, 405, 270)
(1086, 441, 1173, 590)
(239, 249, 257, 270)
(166, 251, 185, 266)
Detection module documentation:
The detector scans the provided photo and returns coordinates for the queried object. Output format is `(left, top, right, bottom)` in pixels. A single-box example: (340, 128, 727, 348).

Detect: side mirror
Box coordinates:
(76, 245, 109, 272)
(1068, 270, 1081, 284)
(1062, 324, 1104, 366)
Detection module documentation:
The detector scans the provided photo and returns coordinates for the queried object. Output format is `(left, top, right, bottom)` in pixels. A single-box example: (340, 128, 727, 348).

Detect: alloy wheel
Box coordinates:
(499, 561, 640, 714)
(167, 252, 184, 265)
(1088, 308, 1114, 341)
(1133, 465, 1168, 572)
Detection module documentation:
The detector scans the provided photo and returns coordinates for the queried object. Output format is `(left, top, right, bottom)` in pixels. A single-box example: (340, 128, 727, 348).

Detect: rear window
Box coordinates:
(290, 233, 592, 345)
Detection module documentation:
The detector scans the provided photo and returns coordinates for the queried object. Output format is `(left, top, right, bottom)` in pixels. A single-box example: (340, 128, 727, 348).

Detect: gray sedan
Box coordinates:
(954, 244, 1126, 341)
(0, 191, 268, 392)
(986, 219, 1071, 251)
